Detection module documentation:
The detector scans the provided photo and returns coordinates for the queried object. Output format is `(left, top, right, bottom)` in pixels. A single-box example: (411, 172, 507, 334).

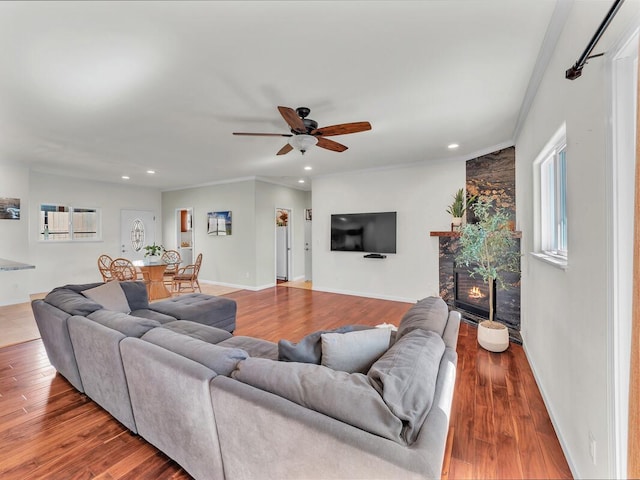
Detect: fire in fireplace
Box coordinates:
(454, 266, 495, 318)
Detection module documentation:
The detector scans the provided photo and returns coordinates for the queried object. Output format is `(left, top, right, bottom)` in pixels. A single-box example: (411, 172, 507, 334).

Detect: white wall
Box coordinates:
(28, 172, 162, 295)
(0, 161, 33, 305)
(312, 160, 465, 302)
(515, 2, 639, 478)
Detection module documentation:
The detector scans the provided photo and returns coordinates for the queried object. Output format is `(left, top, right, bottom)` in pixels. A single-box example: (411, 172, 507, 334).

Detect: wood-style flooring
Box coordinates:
(0, 287, 572, 479)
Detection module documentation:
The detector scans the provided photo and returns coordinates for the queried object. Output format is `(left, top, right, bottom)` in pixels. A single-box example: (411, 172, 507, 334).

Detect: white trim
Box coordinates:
(530, 251, 568, 270)
(605, 24, 639, 480)
(312, 285, 415, 304)
(199, 279, 274, 291)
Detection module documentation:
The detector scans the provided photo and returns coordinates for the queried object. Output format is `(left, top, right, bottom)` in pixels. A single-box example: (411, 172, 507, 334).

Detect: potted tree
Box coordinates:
(446, 188, 474, 230)
(456, 196, 520, 352)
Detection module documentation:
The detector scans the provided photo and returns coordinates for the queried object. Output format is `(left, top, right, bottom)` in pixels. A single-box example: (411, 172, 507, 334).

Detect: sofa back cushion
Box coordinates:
(44, 288, 103, 317)
(368, 329, 445, 444)
(86, 310, 160, 337)
(232, 358, 404, 443)
(396, 296, 449, 341)
(142, 328, 248, 377)
(82, 281, 131, 314)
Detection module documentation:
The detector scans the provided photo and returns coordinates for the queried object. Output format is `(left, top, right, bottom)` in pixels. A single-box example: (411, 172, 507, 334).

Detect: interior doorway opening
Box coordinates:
(275, 208, 292, 282)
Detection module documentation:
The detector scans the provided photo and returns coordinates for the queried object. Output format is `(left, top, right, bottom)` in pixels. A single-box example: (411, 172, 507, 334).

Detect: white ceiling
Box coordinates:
(0, 1, 586, 191)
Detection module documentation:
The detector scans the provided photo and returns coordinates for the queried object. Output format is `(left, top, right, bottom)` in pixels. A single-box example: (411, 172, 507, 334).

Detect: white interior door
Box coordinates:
(120, 210, 156, 261)
(304, 217, 312, 282)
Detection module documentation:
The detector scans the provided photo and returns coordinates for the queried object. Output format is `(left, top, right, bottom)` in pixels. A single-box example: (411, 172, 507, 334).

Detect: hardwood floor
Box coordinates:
(0, 287, 572, 479)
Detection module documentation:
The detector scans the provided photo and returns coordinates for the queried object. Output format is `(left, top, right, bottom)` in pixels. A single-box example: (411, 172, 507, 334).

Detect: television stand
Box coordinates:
(363, 253, 387, 259)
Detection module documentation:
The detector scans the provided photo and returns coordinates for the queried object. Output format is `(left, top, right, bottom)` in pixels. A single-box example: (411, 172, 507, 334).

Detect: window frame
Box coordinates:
(533, 124, 568, 267)
(39, 203, 102, 242)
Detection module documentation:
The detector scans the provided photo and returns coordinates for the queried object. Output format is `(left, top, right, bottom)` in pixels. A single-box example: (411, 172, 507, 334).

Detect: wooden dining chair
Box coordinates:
(172, 253, 202, 293)
(161, 249, 182, 288)
(98, 254, 115, 282)
(110, 257, 149, 283)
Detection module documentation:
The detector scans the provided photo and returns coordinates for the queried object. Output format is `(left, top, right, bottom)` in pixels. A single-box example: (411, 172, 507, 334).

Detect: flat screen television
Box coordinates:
(330, 211, 397, 254)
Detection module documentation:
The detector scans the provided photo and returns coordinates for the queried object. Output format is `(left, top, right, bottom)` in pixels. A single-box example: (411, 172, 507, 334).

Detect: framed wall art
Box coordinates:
(0, 197, 20, 220)
(208, 211, 232, 235)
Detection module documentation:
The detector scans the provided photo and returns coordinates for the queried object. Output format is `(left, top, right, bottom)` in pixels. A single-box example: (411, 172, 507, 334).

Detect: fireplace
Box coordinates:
(454, 265, 495, 319)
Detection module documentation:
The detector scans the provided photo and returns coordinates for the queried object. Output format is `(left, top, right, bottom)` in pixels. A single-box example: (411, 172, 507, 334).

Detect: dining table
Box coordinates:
(132, 259, 172, 301)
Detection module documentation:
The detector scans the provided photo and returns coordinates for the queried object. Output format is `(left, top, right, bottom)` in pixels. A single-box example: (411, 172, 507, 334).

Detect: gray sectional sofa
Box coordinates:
(32, 282, 460, 480)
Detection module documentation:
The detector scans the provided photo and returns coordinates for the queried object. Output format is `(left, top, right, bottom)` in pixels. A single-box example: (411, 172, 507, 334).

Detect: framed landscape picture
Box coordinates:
(207, 211, 232, 235)
(0, 197, 20, 220)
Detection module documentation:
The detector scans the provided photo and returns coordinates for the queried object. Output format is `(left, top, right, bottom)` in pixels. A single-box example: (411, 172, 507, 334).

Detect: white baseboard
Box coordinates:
(311, 285, 415, 304)
(200, 279, 274, 291)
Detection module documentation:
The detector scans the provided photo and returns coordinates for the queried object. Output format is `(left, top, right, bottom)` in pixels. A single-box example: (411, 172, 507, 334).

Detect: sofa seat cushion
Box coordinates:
(396, 296, 449, 341)
(218, 336, 278, 361)
(278, 325, 372, 364)
(130, 309, 177, 324)
(44, 287, 103, 317)
(232, 358, 404, 443)
(161, 320, 233, 344)
(320, 328, 391, 373)
(149, 293, 236, 331)
(368, 329, 446, 444)
(141, 328, 248, 376)
(81, 281, 131, 314)
(86, 310, 161, 337)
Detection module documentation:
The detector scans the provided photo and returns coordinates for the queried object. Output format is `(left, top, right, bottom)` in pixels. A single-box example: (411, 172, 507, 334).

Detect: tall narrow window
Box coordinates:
(535, 125, 568, 265)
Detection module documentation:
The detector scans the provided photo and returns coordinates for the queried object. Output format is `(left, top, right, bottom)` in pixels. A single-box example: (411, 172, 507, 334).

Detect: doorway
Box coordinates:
(176, 208, 194, 266)
(120, 210, 156, 261)
(275, 208, 292, 282)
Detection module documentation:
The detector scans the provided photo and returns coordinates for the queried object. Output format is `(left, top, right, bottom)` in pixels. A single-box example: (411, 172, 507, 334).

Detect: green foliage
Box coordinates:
(143, 243, 164, 257)
(456, 197, 520, 290)
(446, 188, 475, 218)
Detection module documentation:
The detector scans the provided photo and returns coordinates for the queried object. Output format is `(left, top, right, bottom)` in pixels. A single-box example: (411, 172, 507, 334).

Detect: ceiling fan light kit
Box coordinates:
(289, 134, 318, 154)
(233, 106, 371, 156)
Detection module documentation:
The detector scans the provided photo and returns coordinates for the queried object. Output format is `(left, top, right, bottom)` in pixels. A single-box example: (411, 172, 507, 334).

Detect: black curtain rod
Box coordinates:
(565, 0, 625, 80)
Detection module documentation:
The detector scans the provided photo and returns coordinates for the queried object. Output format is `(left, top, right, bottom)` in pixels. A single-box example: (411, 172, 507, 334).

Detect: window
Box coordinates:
(534, 125, 567, 265)
(40, 204, 101, 241)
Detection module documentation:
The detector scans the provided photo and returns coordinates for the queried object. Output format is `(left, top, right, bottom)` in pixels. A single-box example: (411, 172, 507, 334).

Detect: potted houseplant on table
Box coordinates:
(456, 197, 520, 352)
(446, 188, 474, 230)
(143, 243, 164, 263)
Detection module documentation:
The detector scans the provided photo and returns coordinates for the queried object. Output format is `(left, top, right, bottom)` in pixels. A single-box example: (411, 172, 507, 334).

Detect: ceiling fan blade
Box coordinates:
(277, 143, 293, 155)
(233, 132, 293, 137)
(312, 121, 372, 137)
(316, 137, 348, 152)
(277, 106, 307, 133)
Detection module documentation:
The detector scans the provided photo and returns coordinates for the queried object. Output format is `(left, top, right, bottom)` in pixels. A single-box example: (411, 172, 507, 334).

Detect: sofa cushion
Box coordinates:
(232, 358, 404, 443)
(130, 309, 178, 324)
(368, 329, 446, 444)
(396, 296, 449, 341)
(218, 336, 279, 361)
(86, 310, 160, 337)
(161, 320, 233, 344)
(82, 281, 131, 314)
(149, 293, 237, 331)
(44, 288, 103, 317)
(278, 325, 372, 364)
(118, 281, 150, 311)
(141, 328, 248, 376)
(320, 328, 391, 373)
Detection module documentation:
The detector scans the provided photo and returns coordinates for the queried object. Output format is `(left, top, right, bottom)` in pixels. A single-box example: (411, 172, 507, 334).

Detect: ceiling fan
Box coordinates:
(233, 106, 372, 155)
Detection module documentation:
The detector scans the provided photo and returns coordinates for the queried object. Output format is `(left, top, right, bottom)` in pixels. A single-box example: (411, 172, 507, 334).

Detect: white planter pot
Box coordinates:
(477, 320, 509, 352)
(147, 255, 161, 263)
(451, 217, 463, 227)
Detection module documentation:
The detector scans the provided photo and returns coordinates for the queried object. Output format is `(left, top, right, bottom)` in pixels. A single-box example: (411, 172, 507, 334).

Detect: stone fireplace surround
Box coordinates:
(431, 146, 522, 344)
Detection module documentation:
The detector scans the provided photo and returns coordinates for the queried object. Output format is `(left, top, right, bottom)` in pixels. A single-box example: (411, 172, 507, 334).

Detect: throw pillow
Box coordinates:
(82, 281, 131, 314)
(278, 325, 371, 363)
(320, 328, 391, 373)
(368, 329, 445, 444)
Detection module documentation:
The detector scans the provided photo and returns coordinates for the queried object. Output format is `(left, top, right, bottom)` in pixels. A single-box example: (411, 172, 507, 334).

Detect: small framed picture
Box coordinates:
(208, 211, 232, 235)
(304, 208, 312, 221)
(0, 197, 20, 220)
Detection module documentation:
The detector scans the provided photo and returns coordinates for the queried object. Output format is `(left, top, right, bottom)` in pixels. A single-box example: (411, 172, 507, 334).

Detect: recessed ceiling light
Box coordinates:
(448, 143, 459, 149)
(304, 166, 312, 171)
(121, 175, 130, 180)
(146, 170, 156, 174)
(298, 179, 305, 184)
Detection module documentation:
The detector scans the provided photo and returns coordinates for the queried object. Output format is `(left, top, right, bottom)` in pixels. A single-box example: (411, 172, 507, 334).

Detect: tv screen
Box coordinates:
(330, 212, 397, 254)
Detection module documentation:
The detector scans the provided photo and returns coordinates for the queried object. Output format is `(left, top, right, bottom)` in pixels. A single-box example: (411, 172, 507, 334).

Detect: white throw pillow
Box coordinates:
(321, 328, 391, 373)
(82, 281, 131, 314)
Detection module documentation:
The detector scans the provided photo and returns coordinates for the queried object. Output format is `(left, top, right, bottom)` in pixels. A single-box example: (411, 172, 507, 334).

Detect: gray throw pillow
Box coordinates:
(278, 325, 371, 363)
(368, 329, 445, 444)
(82, 281, 131, 314)
(320, 328, 391, 373)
